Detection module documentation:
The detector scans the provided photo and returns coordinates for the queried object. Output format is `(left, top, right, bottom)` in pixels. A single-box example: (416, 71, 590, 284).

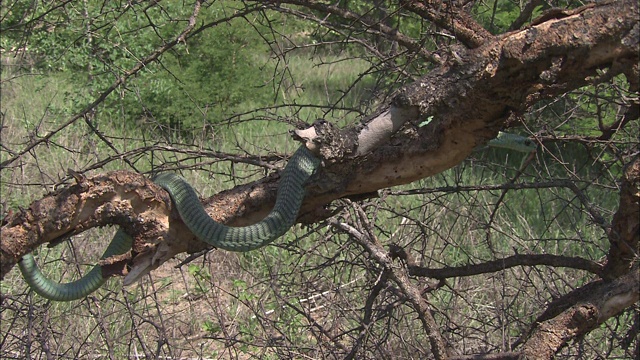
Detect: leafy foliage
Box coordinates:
(2, 1, 279, 138)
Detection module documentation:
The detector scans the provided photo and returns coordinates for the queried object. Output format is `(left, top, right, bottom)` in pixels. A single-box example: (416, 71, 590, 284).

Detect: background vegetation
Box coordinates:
(1, 1, 637, 359)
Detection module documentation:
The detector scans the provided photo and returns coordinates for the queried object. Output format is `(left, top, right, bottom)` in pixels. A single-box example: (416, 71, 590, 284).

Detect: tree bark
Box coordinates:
(520, 267, 639, 359)
(603, 156, 640, 279)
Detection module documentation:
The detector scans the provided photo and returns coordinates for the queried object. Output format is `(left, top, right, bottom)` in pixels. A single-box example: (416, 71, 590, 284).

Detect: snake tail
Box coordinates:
(18, 229, 132, 301)
(153, 145, 321, 252)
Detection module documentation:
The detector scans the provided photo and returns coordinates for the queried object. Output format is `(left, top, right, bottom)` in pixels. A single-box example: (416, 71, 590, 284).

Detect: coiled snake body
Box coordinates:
(19, 134, 535, 301)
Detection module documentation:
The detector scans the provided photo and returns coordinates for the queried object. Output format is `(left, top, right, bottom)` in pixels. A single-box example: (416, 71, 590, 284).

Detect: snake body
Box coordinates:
(154, 146, 320, 251)
(19, 229, 132, 301)
(19, 133, 533, 301)
(19, 146, 320, 301)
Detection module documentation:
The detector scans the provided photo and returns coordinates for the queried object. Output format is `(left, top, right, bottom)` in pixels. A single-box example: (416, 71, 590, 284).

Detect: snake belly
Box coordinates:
(19, 145, 320, 300)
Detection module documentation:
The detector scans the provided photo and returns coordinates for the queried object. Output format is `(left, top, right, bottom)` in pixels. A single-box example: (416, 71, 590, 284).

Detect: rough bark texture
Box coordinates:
(323, 0, 638, 198)
(0, 172, 171, 278)
(520, 267, 639, 359)
(603, 156, 640, 279)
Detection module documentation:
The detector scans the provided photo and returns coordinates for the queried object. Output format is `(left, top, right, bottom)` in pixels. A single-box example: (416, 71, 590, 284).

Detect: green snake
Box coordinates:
(18, 229, 133, 301)
(19, 146, 320, 301)
(19, 133, 535, 301)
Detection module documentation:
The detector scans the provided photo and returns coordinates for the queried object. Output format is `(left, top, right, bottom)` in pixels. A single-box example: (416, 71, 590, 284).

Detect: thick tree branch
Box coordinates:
(603, 155, 640, 279)
(0, 172, 172, 278)
(519, 266, 639, 359)
(305, 0, 638, 198)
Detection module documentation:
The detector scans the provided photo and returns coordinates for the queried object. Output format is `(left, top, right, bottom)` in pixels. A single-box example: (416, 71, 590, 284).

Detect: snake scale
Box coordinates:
(19, 134, 535, 301)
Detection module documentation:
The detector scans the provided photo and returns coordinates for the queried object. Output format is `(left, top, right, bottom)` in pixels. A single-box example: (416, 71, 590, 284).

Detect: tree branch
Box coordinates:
(0, 1, 204, 170)
(0, 1, 264, 171)
(331, 200, 451, 359)
(399, 0, 492, 48)
(603, 155, 640, 279)
(508, 0, 545, 31)
(389, 250, 604, 279)
(264, 0, 437, 61)
(519, 266, 639, 359)
(0, 171, 170, 278)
